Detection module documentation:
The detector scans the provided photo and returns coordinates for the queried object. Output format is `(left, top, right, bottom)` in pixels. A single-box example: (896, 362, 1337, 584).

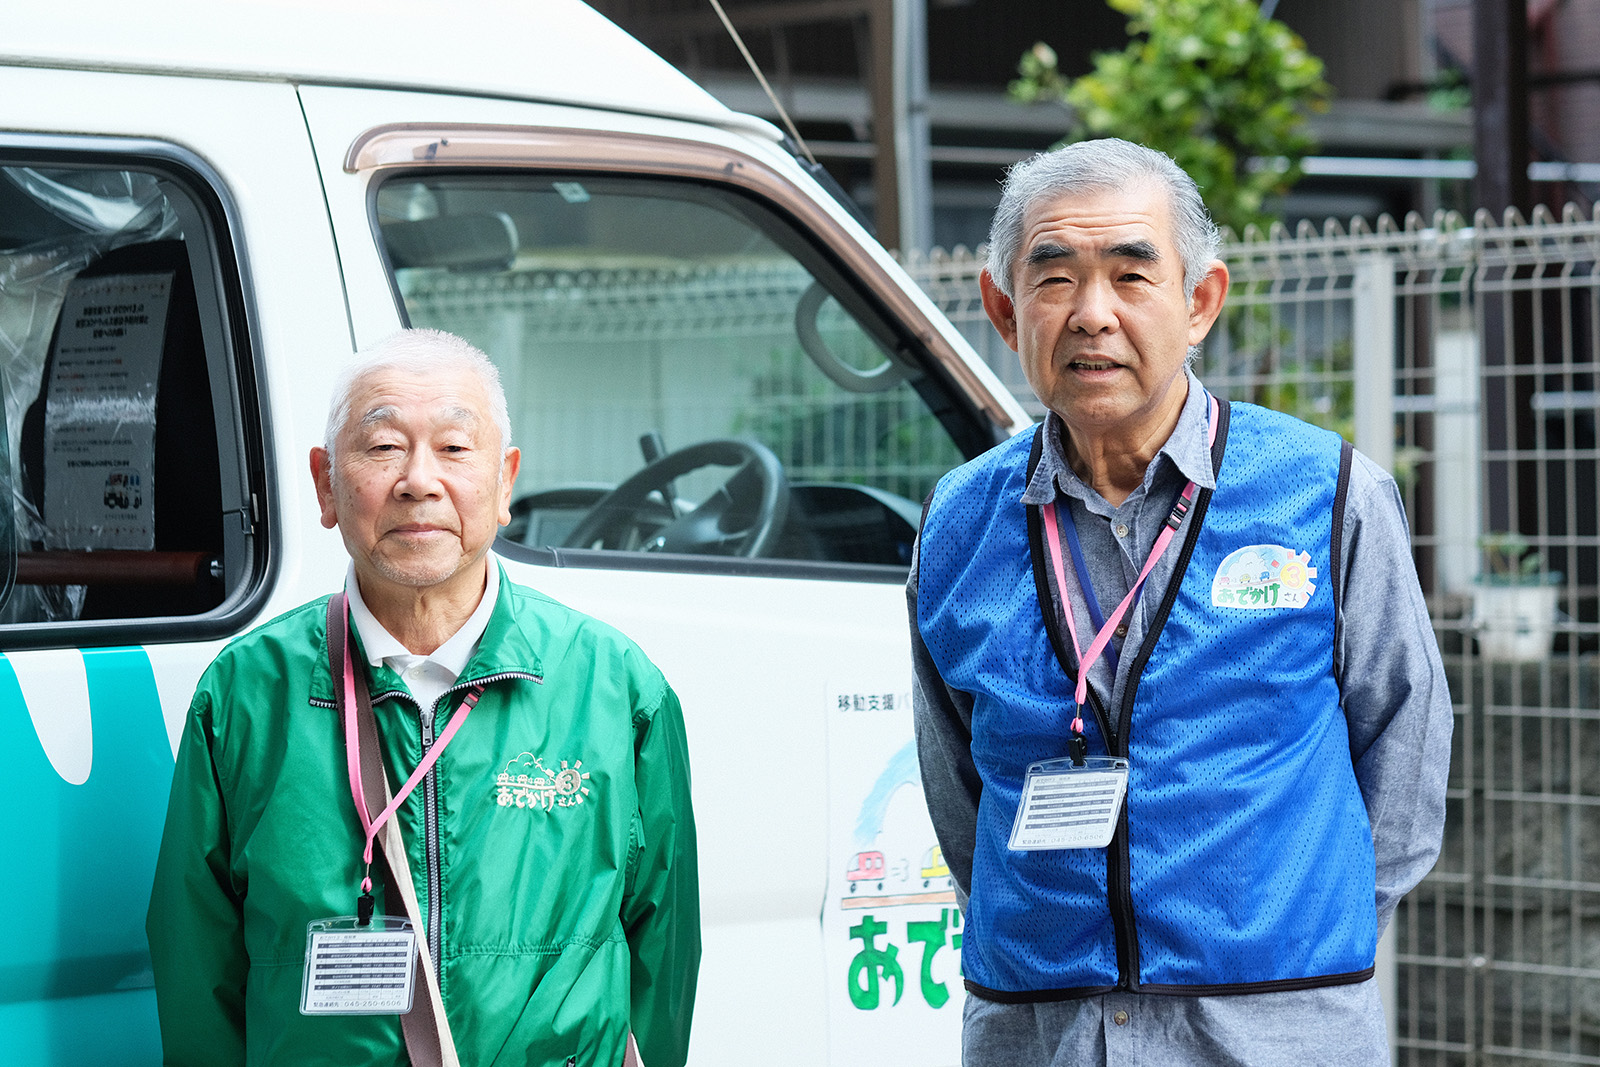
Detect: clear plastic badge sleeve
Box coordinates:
(300, 916, 418, 1016)
(1007, 756, 1129, 851)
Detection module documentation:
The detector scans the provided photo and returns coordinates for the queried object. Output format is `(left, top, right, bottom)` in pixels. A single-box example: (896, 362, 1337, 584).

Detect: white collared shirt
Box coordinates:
(345, 556, 500, 714)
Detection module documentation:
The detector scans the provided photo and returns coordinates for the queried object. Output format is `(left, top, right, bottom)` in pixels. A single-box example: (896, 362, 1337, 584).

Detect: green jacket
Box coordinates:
(147, 570, 699, 1067)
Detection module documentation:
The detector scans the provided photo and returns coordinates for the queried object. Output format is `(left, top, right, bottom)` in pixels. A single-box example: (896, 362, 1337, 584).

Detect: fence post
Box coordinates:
(1433, 323, 1482, 592)
(1352, 253, 1399, 1063)
(1353, 255, 1397, 475)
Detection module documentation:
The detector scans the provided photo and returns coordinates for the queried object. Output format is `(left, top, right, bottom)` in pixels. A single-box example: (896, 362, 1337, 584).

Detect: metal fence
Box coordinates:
(906, 212, 1600, 1066)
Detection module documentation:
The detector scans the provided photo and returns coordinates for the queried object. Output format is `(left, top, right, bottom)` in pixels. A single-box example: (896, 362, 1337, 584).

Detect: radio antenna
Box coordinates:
(705, 0, 819, 166)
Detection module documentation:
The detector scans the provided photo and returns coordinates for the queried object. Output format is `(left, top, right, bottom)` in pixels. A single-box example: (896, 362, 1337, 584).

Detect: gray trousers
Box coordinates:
(961, 979, 1389, 1067)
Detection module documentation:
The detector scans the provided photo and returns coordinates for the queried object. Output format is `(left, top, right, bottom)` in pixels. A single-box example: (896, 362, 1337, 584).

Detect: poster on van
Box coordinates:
(826, 682, 963, 1066)
(42, 271, 169, 549)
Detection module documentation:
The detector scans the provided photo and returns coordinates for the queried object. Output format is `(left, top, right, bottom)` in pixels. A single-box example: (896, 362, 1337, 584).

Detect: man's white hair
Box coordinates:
(986, 138, 1222, 302)
(324, 328, 513, 456)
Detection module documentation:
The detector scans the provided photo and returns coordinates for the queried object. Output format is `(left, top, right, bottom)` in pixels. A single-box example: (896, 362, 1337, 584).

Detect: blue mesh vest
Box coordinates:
(916, 400, 1376, 1000)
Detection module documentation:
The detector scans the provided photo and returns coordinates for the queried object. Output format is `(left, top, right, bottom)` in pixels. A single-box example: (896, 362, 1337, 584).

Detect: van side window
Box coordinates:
(0, 158, 257, 640)
(376, 174, 970, 574)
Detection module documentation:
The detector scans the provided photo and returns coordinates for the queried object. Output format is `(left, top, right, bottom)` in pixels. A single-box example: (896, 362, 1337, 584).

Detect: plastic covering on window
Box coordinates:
(0, 166, 179, 622)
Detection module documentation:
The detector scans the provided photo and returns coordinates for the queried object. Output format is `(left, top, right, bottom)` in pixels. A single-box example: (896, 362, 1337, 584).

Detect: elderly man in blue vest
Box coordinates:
(910, 138, 1451, 1064)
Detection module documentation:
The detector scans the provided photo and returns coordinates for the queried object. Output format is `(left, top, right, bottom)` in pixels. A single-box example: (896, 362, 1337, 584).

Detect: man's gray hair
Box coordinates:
(986, 138, 1221, 302)
(324, 328, 513, 455)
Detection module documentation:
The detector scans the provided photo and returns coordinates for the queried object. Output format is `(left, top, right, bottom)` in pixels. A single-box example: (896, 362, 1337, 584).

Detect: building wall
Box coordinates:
(1535, 0, 1600, 168)
(1276, 0, 1421, 100)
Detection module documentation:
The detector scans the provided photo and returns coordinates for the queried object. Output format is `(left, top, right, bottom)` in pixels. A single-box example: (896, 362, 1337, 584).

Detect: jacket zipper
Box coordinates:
(418, 698, 443, 972)
(401, 671, 540, 974)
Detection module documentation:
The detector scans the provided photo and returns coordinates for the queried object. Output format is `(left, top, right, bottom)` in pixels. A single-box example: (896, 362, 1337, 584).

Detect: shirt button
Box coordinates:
(1114, 523, 1130, 538)
(1115, 625, 1128, 638)
(1114, 1010, 1130, 1026)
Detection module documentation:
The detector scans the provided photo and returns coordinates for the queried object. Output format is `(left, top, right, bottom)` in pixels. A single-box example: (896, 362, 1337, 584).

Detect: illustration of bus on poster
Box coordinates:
(826, 683, 963, 1065)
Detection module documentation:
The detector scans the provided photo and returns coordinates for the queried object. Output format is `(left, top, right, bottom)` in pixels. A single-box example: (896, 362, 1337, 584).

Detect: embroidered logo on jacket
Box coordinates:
(1211, 544, 1318, 610)
(496, 753, 591, 810)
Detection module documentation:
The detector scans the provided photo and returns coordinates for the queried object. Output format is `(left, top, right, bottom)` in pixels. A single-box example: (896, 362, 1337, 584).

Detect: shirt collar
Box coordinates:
(344, 554, 501, 678)
(1019, 366, 1218, 505)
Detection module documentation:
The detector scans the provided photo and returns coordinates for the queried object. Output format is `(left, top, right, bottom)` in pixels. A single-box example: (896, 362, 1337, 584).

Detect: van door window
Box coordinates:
(0, 156, 258, 639)
(376, 174, 973, 574)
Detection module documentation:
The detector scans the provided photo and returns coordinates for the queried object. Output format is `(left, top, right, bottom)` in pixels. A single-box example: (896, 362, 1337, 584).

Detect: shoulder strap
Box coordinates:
(326, 594, 460, 1067)
(1024, 418, 1046, 480)
(915, 490, 935, 590)
(1209, 397, 1231, 477)
(1329, 440, 1354, 688)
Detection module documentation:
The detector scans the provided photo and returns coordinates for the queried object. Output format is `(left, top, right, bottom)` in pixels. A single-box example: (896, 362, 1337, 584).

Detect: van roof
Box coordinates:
(4, 0, 770, 136)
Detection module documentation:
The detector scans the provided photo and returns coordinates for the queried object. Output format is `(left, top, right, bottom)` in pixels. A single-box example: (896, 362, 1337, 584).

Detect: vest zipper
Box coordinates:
(1026, 489, 1144, 994)
(1023, 401, 1230, 998)
(1081, 686, 1139, 991)
(1110, 481, 1218, 992)
(1104, 400, 1229, 990)
(1027, 494, 1214, 995)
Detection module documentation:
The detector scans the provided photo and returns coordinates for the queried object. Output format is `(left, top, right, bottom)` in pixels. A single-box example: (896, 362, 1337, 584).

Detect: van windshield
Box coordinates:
(375, 174, 972, 569)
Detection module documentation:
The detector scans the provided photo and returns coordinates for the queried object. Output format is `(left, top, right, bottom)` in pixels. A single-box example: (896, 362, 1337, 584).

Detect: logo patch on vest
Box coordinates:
(496, 753, 591, 810)
(1211, 544, 1318, 610)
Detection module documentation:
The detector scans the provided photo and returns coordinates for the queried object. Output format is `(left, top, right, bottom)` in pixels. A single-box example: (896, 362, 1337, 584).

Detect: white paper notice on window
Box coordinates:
(42, 271, 172, 550)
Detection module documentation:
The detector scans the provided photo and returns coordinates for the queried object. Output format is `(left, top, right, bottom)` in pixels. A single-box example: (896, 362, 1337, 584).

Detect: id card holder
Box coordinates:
(300, 916, 418, 1016)
(1008, 756, 1129, 851)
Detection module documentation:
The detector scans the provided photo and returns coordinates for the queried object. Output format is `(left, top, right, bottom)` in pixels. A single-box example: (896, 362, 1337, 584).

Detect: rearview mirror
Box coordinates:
(381, 212, 518, 271)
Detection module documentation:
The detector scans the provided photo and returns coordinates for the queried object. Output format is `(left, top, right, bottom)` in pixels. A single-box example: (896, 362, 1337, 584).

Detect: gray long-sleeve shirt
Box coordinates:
(909, 370, 1453, 1066)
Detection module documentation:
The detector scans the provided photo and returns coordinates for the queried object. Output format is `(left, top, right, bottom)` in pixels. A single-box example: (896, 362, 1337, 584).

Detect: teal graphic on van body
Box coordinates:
(0, 647, 172, 1065)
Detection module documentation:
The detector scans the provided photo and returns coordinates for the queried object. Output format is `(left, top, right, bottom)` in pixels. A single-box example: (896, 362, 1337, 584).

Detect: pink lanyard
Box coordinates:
(343, 610, 483, 894)
(1041, 394, 1219, 736)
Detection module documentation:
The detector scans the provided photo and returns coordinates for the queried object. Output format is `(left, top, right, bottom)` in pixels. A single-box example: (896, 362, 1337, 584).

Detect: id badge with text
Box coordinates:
(300, 916, 417, 1016)
(1008, 756, 1129, 851)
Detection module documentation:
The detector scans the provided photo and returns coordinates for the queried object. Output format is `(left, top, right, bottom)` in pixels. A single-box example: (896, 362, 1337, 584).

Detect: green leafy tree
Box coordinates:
(1010, 0, 1329, 233)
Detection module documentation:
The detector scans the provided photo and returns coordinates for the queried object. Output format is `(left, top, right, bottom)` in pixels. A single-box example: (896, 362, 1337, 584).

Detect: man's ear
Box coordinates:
(1186, 260, 1230, 346)
(309, 447, 340, 531)
(979, 268, 1020, 352)
(497, 447, 522, 527)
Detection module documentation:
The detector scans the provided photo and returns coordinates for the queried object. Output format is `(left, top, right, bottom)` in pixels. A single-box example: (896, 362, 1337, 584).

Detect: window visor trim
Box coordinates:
(344, 122, 1015, 432)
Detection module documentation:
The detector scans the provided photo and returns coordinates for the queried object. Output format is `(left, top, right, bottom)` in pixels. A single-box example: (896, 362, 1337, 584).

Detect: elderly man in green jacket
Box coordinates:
(147, 328, 699, 1067)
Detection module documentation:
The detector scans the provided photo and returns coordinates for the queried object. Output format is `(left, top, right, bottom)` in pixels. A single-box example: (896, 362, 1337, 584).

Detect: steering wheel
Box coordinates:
(562, 438, 789, 557)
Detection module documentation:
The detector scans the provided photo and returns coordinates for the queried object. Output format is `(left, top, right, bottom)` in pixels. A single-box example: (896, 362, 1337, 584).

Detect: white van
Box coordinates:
(0, 2, 1029, 1064)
